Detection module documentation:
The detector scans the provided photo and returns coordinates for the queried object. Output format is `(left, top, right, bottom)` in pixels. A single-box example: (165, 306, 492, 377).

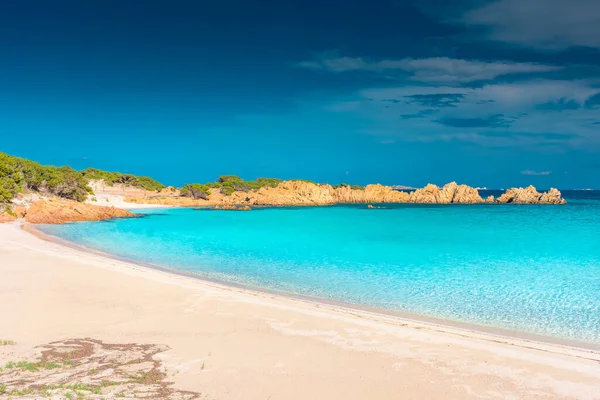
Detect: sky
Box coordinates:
(1, 0, 599, 189)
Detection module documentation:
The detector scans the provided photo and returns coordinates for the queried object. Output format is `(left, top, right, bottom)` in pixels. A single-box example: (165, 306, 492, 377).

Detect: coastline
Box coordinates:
(2, 222, 600, 399)
(24, 223, 600, 353)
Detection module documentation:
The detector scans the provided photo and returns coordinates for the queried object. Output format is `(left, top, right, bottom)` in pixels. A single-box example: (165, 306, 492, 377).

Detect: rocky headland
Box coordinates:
(22, 199, 136, 224)
(124, 181, 566, 208)
(0, 151, 567, 224)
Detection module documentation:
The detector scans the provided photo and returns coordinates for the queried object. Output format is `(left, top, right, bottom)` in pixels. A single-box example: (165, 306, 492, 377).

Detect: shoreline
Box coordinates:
(3, 221, 600, 399)
(24, 222, 600, 354)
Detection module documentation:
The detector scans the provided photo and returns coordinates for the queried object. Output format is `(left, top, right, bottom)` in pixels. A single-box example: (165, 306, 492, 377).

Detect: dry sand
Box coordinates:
(85, 180, 173, 210)
(1, 222, 600, 399)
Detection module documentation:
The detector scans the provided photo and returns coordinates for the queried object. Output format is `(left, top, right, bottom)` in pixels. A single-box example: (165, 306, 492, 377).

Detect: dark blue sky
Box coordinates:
(1, 0, 599, 188)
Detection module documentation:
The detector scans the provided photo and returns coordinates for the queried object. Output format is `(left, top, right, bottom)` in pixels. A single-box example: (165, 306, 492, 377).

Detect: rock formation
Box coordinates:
(0, 212, 16, 223)
(122, 181, 566, 208)
(408, 182, 483, 204)
(24, 199, 136, 224)
(334, 184, 410, 203)
(496, 186, 566, 204)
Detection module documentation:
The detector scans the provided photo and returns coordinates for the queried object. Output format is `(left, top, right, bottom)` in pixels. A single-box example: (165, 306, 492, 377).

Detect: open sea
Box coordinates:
(38, 190, 600, 344)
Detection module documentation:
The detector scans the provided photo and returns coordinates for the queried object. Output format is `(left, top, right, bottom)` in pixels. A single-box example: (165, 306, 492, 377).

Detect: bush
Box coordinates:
(256, 177, 282, 188)
(180, 184, 210, 200)
(218, 175, 243, 183)
(333, 183, 364, 190)
(1, 152, 167, 205)
(220, 186, 235, 196)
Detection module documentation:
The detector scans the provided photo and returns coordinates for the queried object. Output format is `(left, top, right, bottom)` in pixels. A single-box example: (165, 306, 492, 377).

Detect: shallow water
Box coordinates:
(39, 190, 600, 344)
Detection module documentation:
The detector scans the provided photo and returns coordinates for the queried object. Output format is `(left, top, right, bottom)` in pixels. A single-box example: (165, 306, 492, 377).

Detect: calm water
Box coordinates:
(39, 191, 600, 344)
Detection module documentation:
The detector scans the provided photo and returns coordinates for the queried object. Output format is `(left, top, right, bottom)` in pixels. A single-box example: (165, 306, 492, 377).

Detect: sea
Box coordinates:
(38, 190, 600, 344)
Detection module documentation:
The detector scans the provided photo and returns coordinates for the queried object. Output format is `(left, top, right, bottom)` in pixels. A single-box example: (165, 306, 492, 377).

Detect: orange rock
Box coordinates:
(408, 182, 483, 204)
(14, 206, 27, 218)
(25, 199, 136, 224)
(122, 181, 565, 207)
(0, 212, 16, 223)
(496, 186, 566, 204)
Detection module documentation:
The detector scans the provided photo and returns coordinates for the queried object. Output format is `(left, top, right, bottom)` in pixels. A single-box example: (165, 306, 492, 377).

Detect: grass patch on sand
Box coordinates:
(0, 339, 16, 346)
(1, 360, 64, 372)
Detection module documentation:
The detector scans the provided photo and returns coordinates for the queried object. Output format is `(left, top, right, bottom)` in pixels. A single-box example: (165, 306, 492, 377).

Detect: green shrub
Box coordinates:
(218, 175, 243, 183)
(220, 186, 235, 196)
(256, 177, 282, 188)
(333, 183, 364, 190)
(0, 152, 166, 205)
(180, 184, 210, 200)
(0, 153, 91, 203)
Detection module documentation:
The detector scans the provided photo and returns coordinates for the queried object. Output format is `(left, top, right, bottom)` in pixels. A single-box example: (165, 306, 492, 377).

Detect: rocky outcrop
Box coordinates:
(0, 212, 16, 223)
(539, 188, 566, 204)
(25, 199, 136, 224)
(408, 182, 484, 204)
(496, 186, 566, 204)
(0, 206, 28, 223)
(334, 184, 410, 203)
(123, 181, 565, 207)
(254, 181, 338, 205)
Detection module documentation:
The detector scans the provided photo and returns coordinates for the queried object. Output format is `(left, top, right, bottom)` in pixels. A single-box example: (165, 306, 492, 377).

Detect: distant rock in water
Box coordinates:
(24, 199, 136, 224)
(496, 186, 566, 204)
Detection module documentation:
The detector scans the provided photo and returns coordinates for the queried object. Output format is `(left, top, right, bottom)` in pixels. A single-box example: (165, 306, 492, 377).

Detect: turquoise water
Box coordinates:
(39, 191, 600, 344)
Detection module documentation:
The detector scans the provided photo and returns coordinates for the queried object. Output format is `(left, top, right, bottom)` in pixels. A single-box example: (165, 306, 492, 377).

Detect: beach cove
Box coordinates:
(2, 222, 600, 399)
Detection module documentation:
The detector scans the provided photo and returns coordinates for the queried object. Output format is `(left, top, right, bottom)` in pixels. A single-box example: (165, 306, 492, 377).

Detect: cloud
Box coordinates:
(536, 98, 581, 111)
(521, 170, 553, 176)
(585, 92, 600, 108)
(400, 109, 439, 119)
(321, 79, 600, 148)
(298, 54, 560, 83)
(435, 114, 513, 128)
(463, 0, 600, 49)
(404, 93, 465, 108)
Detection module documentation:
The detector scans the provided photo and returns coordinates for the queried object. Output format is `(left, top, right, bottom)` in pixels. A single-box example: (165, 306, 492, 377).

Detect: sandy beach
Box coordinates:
(1, 222, 600, 399)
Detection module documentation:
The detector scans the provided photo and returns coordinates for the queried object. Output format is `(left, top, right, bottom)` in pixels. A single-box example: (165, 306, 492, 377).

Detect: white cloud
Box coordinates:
(464, 0, 600, 49)
(299, 55, 560, 83)
(521, 170, 552, 176)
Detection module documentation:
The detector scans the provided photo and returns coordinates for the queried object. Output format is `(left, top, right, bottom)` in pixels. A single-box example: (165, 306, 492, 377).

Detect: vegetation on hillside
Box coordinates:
(0, 152, 91, 205)
(180, 183, 211, 200)
(178, 176, 365, 198)
(81, 168, 165, 192)
(180, 176, 284, 198)
(332, 183, 364, 190)
(0, 152, 165, 207)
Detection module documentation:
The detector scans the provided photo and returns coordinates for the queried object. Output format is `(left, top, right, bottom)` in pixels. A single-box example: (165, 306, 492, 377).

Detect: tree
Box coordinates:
(181, 184, 210, 200)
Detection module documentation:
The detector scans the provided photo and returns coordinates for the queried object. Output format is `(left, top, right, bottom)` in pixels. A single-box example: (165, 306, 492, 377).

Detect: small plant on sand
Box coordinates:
(2, 360, 64, 372)
(0, 339, 16, 346)
(0, 384, 6, 394)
